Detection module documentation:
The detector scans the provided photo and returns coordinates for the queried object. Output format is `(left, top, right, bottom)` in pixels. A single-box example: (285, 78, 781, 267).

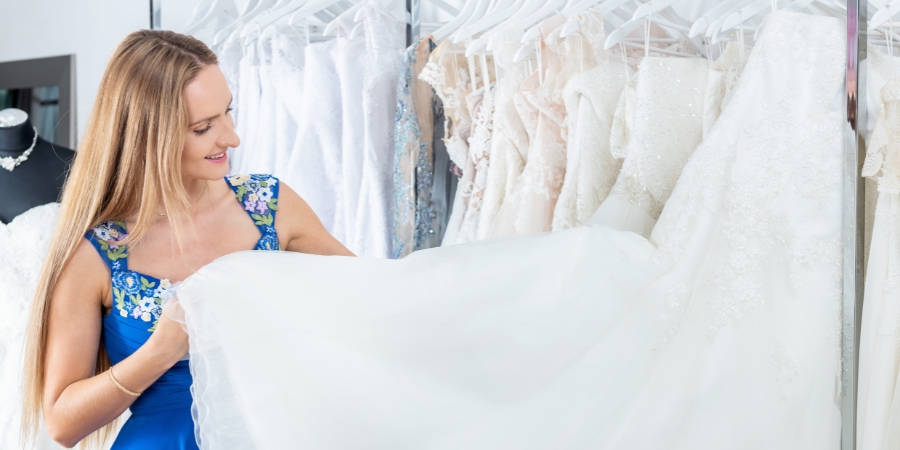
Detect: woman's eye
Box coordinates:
(226, 106, 234, 114)
(194, 124, 212, 135)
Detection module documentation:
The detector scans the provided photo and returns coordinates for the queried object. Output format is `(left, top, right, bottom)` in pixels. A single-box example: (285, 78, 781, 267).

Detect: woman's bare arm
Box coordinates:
(276, 182, 355, 256)
(42, 239, 188, 447)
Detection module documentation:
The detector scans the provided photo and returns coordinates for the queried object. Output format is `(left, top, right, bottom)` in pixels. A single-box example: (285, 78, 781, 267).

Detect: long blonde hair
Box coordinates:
(22, 30, 217, 448)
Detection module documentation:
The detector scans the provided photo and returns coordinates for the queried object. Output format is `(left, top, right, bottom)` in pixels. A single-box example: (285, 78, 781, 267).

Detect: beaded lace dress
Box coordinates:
(476, 27, 531, 240)
(419, 39, 480, 245)
(552, 11, 629, 231)
(490, 14, 582, 237)
(588, 56, 709, 238)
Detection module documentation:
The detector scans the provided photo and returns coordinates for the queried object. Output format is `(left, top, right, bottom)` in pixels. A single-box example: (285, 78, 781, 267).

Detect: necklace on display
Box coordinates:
(0, 126, 38, 172)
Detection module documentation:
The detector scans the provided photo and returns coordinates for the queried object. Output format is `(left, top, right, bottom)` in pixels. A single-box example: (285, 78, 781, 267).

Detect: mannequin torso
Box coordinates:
(0, 113, 75, 224)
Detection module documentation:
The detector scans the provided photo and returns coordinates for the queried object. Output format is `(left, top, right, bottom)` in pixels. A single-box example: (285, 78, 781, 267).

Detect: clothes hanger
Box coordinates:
(324, 0, 368, 36)
(516, 0, 572, 42)
(476, 0, 547, 52)
(558, 0, 635, 38)
(871, 0, 900, 30)
(448, 0, 495, 43)
(218, 0, 282, 45)
(433, 0, 480, 42)
(455, 0, 523, 45)
(212, 0, 264, 45)
(689, 0, 755, 37)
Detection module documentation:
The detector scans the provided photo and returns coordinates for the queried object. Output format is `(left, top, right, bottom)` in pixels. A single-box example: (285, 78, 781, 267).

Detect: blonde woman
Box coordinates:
(21, 30, 352, 449)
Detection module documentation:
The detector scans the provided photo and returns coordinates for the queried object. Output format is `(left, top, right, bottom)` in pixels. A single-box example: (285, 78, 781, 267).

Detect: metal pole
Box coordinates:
(406, 0, 420, 47)
(843, 0, 866, 448)
(150, 0, 162, 30)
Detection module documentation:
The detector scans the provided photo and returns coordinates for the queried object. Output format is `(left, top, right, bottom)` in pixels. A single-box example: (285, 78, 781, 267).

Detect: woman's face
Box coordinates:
(181, 64, 239, 181)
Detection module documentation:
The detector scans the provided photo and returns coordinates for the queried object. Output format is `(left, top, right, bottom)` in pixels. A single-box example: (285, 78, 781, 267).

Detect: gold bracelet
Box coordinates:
(108, 366, 141, 397)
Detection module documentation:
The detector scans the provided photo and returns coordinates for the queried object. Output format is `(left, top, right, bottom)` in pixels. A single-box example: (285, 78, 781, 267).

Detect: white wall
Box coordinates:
(0, 0, 149, 147)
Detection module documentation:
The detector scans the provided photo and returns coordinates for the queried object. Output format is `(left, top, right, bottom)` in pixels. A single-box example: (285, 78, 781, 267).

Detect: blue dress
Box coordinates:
(85, 174, 280, 449)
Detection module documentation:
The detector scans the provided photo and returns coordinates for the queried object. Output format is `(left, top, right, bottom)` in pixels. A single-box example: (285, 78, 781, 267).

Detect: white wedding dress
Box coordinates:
(857, 76, 900, 450)
(588, 56, 709, 238)
(175, 12, 845, 449)
(0, 205, 126, 449)
(0, 204, 63, 450)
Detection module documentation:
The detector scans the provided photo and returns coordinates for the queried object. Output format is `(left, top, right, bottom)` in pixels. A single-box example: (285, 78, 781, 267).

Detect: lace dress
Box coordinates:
(490, 14, 574, 237)
(703, 42, 748, 139)
(857, 77, 900, 450)
(419, 40, 478, 246)
(589, 56, 709, 238)
(454, 81, 496, 245)
(476, 28, 531, 240)
(174, 12, 846, 449)
(0, 204, 68, 450)
(552, 12, 629, 231)
(349, 7, 404, 258)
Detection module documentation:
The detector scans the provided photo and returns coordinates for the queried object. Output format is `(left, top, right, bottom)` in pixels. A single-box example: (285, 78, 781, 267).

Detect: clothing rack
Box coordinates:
(845, 1, 866, 449)
(151, 0, 867, 446)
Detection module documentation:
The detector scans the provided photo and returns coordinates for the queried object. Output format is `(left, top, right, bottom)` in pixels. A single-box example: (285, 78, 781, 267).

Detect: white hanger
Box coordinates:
(215, 0, 280, 45)
(714, 0, 774, 42)
(324, 0, 368, 36)
(516, 0, 572, 41)
(448, 0, 495, 42)
(688, 0, 754, 37)
(454, 0, 523, 45)
(559, 0, 637, 38)
(433, 0, 480, 42)
(872, 0, 900, 29)
(287, 0, 354, 28)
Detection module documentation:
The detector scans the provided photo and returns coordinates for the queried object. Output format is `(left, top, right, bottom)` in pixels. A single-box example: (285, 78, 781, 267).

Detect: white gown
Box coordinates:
(551, 20, 629, 231)
(588, 56, 709, 238)
(284, 39, 343, 233)
(857, 76, 900, 450)
(348, 7, 404, 258)
(0, 204, 63, 450)
(175, 12, 845, 449)
(0, 205, 126, 449)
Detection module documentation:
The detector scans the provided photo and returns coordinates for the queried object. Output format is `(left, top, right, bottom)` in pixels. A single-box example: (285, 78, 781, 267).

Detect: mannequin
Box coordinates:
(0, 108, 75, 224)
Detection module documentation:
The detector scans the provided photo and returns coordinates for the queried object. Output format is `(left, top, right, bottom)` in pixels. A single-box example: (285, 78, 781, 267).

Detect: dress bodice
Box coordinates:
(84, 174, 280, 447)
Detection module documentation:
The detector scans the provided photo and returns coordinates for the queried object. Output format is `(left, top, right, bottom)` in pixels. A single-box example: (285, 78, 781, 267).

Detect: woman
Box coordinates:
(21, 30, 352, 449)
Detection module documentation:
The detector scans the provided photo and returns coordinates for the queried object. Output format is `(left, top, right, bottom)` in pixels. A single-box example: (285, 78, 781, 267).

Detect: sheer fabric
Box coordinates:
(176, 12, 845, 449)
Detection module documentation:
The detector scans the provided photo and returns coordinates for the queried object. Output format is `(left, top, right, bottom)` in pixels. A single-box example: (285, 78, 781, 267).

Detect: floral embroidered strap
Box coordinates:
(225, 174, 281, 250)
(85, 221, 174, 331)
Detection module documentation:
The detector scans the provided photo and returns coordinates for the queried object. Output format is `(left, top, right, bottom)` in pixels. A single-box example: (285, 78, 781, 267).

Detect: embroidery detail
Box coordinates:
(227, 174, 281, 250)
(93, 222, 173, 332)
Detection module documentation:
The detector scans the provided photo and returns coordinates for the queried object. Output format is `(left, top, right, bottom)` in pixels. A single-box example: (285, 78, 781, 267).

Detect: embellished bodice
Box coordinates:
(608, 57, 709, 220)
(84, 174, 280, 415)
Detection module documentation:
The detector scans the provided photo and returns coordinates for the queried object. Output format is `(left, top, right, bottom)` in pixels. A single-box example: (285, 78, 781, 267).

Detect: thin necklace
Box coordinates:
(157, 182, 210, 217)
(0, 127, 38, 172)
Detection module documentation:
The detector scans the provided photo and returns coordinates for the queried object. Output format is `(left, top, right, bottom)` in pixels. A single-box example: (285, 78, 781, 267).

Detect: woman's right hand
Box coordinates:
(148, 304, 189, 364)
